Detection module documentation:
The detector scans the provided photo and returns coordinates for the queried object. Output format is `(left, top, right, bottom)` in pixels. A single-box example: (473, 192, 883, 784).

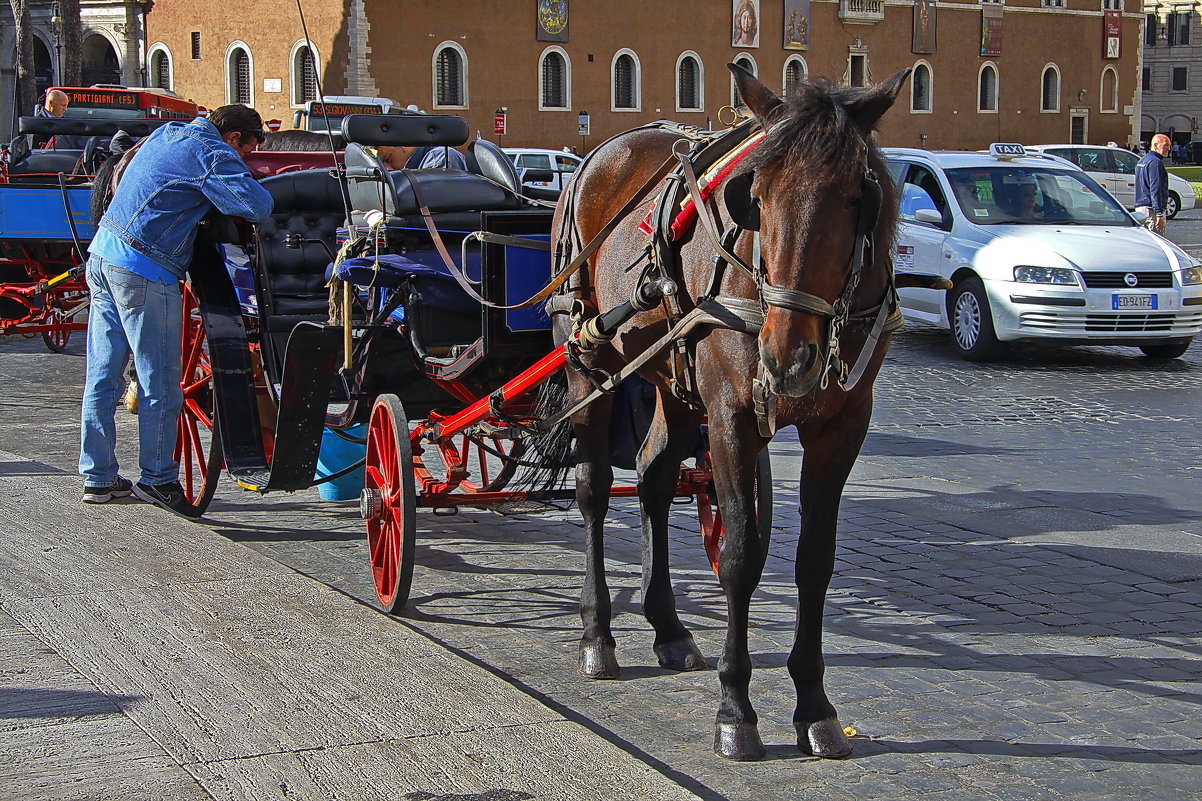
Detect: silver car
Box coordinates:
(1027, 144, 1197, 219)
(883, 145, 1202, 361)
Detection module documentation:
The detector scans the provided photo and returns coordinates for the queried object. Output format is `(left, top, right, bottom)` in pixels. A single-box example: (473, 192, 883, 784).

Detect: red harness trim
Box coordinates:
(635, 139, 762, 241)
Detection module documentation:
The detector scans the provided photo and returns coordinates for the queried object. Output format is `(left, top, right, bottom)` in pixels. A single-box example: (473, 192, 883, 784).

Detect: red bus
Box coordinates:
(52, 85, 199, 121)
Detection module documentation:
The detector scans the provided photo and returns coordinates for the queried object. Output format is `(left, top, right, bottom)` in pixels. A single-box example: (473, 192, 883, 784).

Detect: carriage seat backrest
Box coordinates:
(466, 138, 521, 196)
(388, 169, 519, 216)
(343, 143, 399, 225)
(6, 149, 83, 176)
(256, 169, 347, 315)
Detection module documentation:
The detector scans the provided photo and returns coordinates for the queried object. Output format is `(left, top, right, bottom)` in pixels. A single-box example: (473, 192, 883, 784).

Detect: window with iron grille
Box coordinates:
(784, 59, 806, 95)
(436, 46, 464, 106)
(678, 56, 700, 110)
(731, 56, 755, 107)
(152, 51, 170, 89)
(294, 46, 317, 104)
(541, 51, 566, 109)
(979, 65, 998, 112)
(191, 32, 201, 60)
(1102, 0, 1122, 9)
(613, 53, 637, 109)
(912, 64, 931, 112)
(230, 48, 251, 104)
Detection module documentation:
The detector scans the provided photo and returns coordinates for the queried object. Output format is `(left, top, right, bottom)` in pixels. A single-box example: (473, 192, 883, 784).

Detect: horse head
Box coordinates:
(729, 64, 908, 397)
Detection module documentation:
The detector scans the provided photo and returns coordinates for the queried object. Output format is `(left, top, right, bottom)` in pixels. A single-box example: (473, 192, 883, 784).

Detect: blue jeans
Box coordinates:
(79, 255, 183, 486)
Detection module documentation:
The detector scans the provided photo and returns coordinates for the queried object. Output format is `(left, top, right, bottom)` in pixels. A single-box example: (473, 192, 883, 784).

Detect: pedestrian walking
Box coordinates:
(1135, 133, 1171, 234)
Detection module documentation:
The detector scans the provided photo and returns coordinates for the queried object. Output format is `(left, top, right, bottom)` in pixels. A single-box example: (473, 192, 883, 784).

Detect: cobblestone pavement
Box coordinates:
(1, 314, 1200, 799)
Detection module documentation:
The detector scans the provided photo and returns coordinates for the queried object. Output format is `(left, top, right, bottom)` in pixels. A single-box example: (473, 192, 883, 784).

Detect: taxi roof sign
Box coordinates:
(990, 143, 1027, 160)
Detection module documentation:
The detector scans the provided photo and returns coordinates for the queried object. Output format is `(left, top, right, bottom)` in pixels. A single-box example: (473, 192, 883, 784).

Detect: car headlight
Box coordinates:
(1182, 265, 1202, 285)
(1013, 265, 1079, 285)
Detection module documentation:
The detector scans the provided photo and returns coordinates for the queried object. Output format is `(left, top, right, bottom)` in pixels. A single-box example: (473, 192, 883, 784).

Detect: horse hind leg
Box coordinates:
(574, 394, 621, 680)
(637, 392, 707, 672)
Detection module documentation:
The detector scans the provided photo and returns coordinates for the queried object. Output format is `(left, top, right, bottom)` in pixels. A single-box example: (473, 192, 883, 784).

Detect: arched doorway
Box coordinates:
(33, 37, 54, 96)
(82, 34, 121, 86)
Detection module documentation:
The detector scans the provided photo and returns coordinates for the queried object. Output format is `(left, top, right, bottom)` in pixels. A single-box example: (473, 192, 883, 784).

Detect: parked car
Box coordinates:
(1027, 144, 1197, 218)
(882, 143, 1202, 361)
(502, 148, 583, 192)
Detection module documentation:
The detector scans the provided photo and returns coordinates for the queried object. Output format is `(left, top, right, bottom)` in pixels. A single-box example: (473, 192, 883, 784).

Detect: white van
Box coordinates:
(1027, 144, 1198, 218)
(502, 148, 583, 192)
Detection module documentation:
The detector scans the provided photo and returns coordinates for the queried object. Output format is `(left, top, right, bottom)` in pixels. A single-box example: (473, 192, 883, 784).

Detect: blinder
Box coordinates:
(723, 170, 760, 231)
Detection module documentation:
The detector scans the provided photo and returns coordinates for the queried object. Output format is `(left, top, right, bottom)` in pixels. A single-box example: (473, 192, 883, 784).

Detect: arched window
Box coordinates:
(911, 61, 932, 112)
(540, 47, 569, 110)
(226, 43, 252, 105)
(731, 54, 757, 107)
(434, 42, 467, 108)
(1101, 66, 1119, 113)
(612, 50, 640, 111)
(1041, 64, 1060, 112)
(148, 45, 172, 91)
(677, 52, 702, 111)
(783, 56, 807, 95)
(291, 43, 318, 106)
(978, 63, 998, 113)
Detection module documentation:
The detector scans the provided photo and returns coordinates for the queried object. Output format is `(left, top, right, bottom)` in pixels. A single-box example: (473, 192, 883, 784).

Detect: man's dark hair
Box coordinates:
(207, 104, 265, 143)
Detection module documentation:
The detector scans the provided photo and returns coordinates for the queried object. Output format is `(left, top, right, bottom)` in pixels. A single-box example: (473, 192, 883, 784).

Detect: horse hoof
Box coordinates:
(797, 718, 852, 758)
(714, 723, 765, 761)
(578, 642, 620, 679)
(654, 636, 708, 671)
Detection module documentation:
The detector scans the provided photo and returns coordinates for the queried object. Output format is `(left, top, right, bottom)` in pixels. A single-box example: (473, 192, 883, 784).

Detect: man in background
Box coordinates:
(1135, 133, 1171, 234)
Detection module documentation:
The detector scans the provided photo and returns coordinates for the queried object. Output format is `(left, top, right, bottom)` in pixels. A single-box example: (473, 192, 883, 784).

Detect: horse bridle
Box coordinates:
(753, 165, 891, 391)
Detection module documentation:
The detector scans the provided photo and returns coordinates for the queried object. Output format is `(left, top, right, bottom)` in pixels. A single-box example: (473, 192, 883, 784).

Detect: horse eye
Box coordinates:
(845, 196, 862, 209)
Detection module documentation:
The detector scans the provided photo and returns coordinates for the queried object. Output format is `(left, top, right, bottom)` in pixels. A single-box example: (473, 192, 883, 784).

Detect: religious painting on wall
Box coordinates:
(783, 0, 811, 51)
(537, 0, 569, 42)
(981, 4, 1003, 57)
(913, 0, 937, 54)
(733, 0, 761, 48)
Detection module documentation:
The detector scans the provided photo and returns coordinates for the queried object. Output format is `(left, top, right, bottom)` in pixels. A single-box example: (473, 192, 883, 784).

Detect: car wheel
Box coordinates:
(1139, 340, 1191, 359)
(947, 277, 1008, 362)
(1166, 192, 1181, 220)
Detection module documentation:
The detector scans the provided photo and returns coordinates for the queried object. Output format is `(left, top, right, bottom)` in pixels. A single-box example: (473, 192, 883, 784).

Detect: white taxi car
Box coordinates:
(883, 144, 1202, 361)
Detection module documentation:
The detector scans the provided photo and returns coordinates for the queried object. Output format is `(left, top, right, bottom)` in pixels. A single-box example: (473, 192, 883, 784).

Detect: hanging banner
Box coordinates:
(536, 0, 569, 42)
(732, 0, 761, 48)
(981, 5, 1003, 57)
(1103, 10, 1122, 59)
(783, 0, 811, 51)
(913, 0, 937, 54)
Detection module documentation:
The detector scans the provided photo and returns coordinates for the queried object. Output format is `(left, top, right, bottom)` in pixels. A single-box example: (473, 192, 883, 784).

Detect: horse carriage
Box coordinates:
(144, 65, 914, 761)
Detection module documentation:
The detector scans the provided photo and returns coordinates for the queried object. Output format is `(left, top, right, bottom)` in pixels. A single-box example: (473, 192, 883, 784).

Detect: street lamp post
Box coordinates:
(50, 1, 63, 85)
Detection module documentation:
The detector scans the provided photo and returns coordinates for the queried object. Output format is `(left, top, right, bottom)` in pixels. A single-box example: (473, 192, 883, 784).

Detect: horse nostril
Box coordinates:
(801, 344, 818, 372)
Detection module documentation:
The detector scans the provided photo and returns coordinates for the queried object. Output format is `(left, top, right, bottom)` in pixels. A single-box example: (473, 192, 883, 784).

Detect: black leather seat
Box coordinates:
(257, 169, 347, 319)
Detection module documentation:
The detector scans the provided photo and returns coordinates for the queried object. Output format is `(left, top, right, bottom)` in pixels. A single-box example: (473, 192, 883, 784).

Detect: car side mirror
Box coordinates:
(914, 208, 944, 225)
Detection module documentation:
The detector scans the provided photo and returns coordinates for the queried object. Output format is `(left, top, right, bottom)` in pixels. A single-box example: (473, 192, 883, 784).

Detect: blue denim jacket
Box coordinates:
(1134, 151, 1167, 213)
(95, 117, 273, 280)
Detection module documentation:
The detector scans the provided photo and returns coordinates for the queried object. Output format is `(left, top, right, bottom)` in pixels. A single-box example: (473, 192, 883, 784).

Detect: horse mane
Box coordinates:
(260, 130, 344, 152)
(750, 77, 882, 178)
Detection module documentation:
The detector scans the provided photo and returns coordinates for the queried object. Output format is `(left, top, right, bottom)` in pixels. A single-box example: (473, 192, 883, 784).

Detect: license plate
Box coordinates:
(1112, 294, 1157, 310)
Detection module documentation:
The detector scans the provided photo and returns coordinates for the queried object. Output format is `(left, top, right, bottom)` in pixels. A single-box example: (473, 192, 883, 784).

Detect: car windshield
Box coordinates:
(944, 166, 1133, 226)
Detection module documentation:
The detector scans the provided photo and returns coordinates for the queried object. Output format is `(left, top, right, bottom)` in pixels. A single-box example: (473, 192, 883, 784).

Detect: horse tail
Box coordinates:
(513, 369, 576, 494)
(89, 153, 121, 224)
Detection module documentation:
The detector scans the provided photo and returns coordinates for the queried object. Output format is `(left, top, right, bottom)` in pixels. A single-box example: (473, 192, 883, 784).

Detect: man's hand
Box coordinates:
(1153, 213, 1167, 234)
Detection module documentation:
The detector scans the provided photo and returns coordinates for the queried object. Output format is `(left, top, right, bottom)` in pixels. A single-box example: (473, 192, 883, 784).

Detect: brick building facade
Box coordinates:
(142, 0, 1143, 151)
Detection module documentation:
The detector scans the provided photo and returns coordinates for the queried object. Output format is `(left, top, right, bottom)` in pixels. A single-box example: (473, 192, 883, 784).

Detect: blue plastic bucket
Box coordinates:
(315, 424, 366, 501)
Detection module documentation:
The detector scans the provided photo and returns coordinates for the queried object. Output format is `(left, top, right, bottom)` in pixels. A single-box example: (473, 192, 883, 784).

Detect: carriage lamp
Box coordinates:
(1013, 265, 1078, 285)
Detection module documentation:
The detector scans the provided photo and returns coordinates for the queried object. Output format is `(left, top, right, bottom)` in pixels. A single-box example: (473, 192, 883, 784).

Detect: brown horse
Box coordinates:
(547, 65, 909, 760)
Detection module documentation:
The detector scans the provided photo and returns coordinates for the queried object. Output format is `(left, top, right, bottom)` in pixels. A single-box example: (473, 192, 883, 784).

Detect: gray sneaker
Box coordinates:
(82, 476, 133, 504)
(132, 481, 202, 519)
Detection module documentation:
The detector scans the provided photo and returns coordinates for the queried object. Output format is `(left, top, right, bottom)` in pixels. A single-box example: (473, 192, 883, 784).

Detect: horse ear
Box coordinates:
(728, 62, 784, 121)
(845, 69, 912, 133)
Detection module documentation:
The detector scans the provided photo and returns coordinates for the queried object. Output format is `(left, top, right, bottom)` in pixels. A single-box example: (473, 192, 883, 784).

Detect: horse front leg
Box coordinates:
(574, 395, 621, 679)
(789, 414, 870, 758)
(709, 416, 771, 761)
(637, 393, 706, 672)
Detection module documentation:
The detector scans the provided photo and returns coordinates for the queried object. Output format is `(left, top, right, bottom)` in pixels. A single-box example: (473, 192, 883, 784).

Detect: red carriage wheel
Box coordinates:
(361, 393, 417, 613)
(175, 284, 223, 513)
(698, 448, 773, 576)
